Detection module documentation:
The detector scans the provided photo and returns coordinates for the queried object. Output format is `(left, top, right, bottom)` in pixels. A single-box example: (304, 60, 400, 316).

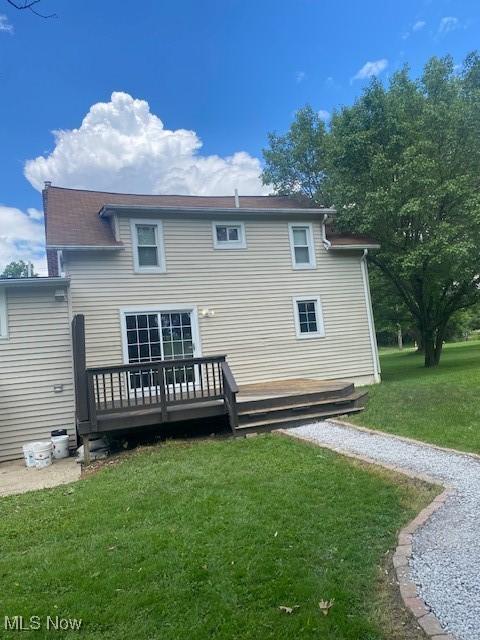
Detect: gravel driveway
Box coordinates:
(285, 420, 480, 640)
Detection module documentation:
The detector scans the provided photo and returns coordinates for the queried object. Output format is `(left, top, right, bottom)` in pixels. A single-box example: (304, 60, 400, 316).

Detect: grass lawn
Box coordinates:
(351, 340, 480, 454)
(0, 436, 435, 640)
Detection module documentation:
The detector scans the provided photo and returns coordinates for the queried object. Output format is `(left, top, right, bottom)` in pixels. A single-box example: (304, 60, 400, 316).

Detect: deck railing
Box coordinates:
(72, 315, 238, 433)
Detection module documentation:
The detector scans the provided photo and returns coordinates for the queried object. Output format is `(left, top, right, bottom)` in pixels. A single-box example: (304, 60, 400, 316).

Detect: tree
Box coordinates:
(262, 54, 480, 367)
(4, 1, 56, 18)
(263, 106, 329, 203)
(1, 260, 37, 278)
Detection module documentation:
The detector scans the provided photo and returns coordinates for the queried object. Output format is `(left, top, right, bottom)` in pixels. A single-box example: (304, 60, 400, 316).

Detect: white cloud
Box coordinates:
(352, 59, 388, 82)
(318, 110, 331, 122)
(296, 71, 306, 83)
(0, 14, 13, 34)
(413, 20, 426, 31)
(438, 16, 459, 36)
(0, 206, 46, 274)
(24, 92, 270, 196)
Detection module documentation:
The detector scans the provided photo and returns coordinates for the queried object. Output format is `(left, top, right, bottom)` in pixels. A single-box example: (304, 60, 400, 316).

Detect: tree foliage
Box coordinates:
(1, 260, 37, 278)
(262, 54, 480, 367)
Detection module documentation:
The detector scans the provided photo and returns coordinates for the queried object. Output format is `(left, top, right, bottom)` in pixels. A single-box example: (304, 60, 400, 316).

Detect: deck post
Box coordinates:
(158, 365, 168, 422)
(72, 315, 89, 423)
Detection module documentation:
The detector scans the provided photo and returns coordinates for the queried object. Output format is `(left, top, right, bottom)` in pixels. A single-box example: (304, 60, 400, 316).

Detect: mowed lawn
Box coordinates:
(0, 436, 435, 640)
(351, 341, 480, 454)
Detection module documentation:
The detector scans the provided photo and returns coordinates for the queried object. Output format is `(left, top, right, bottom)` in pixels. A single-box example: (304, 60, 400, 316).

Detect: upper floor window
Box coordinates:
(212, 222, 246, 250)
(131, 219, 166, 273)
(288, 223, 316, 269)
(0, 288, 7, 339)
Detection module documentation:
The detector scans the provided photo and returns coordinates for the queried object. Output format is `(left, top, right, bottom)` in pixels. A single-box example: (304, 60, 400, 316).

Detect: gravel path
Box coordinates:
(286, 421, 480, 640)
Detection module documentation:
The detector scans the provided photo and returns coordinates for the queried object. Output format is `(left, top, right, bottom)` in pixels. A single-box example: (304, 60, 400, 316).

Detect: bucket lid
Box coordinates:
(33, 441, 53, 451)
(51, 429, 67, 437)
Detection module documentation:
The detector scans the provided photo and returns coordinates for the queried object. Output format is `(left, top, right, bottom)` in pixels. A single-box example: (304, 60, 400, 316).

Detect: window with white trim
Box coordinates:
(0, 288, 7, 339)
(131, 219, 165, 273)
(293, 296, 325, 339)
(288, 223, 316, 269)
(212, 222, 246, 249)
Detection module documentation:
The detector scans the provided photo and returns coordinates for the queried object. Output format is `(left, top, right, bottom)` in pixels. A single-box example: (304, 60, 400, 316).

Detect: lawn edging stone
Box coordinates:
(276, 426, 457, 640)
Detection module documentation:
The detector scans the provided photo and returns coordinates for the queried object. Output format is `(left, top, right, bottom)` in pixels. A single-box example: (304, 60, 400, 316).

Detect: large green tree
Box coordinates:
(262, 54, 480, 367)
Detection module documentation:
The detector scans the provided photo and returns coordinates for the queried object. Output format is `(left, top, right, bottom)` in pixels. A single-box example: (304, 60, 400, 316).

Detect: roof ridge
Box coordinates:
(44, 185, 303, 199)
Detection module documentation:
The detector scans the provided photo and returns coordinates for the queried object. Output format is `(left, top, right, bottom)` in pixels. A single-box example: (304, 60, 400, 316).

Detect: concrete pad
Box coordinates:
(0, 457, 81, 497)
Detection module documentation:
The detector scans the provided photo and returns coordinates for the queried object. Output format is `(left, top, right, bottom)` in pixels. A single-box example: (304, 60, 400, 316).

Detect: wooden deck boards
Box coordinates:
(237, 378, 351, 402)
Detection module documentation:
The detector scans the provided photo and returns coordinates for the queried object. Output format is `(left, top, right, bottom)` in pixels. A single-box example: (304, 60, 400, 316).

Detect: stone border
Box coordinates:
(276, 427, 457, 639)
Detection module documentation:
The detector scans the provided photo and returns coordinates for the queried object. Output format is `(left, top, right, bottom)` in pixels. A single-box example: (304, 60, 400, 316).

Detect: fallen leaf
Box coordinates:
(319, 599, 334, 616)
(279, 605, 299, 614)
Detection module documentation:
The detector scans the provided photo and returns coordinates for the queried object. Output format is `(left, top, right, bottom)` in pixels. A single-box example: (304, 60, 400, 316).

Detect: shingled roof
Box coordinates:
(43, 185, 378, 250)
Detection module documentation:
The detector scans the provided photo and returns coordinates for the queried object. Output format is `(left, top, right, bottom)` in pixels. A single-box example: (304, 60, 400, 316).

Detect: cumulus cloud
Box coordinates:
(0, 206, 46, 274)
(25, 92, 269, 196)
(352, 59, 388, 82)
(0, 14, 13, 34)
(438, 16, 459, 36)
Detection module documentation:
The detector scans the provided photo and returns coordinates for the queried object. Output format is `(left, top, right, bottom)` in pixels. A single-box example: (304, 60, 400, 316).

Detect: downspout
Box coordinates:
(321, 213, 331, 250)
(361, 249, 381, 383)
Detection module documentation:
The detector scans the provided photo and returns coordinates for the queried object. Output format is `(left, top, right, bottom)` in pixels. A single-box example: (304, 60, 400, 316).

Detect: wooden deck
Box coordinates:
(71, 314, 367, 440)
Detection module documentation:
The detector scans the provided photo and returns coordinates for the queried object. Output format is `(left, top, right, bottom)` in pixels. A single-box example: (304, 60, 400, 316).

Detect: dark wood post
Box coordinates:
(72, 314, 89, 423)
(158, 364, 168, 422)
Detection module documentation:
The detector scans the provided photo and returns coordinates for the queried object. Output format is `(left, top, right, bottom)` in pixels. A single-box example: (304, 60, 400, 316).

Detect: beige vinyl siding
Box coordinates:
(0, 286, 76, 462)
(66, 216, 377, 385)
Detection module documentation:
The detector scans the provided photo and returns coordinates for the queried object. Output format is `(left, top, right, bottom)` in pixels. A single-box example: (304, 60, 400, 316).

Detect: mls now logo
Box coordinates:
(4, 615, 82, 631)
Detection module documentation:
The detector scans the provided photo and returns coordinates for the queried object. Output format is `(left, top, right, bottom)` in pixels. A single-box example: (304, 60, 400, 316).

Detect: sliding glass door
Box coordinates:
(124, 309, 197, 389)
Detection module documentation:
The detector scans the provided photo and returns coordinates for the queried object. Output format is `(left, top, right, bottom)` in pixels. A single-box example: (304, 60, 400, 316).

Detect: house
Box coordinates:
(0, 183, 380, 461)
(0, 277, 75, 462)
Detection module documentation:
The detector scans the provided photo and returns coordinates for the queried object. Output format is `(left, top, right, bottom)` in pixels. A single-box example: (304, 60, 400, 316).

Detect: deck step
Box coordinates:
(235, 406, 363, 435)
(238, 390, 367, 421)
(237, 383, 355, 412)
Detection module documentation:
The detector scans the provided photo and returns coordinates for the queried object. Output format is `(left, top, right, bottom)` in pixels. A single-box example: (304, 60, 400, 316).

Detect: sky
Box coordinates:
(0, 0, 478, 273)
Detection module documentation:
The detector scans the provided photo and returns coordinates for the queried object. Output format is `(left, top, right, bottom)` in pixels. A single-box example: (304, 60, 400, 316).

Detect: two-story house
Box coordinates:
(0, 183, 380, 461)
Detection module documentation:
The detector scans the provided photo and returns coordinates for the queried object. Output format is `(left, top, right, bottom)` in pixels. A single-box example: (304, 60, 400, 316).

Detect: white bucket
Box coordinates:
(51, 434, 69, 459)
(33, 441, 53, 469)
(23, 442, 41, 468)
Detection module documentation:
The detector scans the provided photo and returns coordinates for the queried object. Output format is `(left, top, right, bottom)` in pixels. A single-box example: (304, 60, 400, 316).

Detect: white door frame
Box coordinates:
(119, 304, 202, 393)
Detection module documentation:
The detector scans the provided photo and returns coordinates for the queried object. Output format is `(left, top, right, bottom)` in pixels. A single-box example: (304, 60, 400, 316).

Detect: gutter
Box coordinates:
(46, 244, 124, 251)
(0, 276, 70, 288)
(99, 204, 337, 219)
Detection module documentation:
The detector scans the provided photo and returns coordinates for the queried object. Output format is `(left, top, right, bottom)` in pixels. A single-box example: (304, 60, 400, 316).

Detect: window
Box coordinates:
(212, 222, 246, 249)
(288, 223, 316, 269)
(131, 219, 165, 273)
(0, 288, 7, 339)
(293, 296, 325, 339)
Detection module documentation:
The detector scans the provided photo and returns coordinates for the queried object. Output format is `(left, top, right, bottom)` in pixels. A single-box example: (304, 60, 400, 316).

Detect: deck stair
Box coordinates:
(235, 379, 367, 435)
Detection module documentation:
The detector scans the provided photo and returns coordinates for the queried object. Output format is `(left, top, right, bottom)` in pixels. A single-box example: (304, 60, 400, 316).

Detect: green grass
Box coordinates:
(351, 340, 480, 454)
(0, 436, 435, 640)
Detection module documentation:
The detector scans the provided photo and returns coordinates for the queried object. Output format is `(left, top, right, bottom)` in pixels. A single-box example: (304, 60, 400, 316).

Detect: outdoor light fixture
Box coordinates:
(200, 308, 215, 318)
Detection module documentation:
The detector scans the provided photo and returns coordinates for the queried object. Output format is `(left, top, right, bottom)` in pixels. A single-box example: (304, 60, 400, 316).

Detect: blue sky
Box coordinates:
(0, 0, 478, 271)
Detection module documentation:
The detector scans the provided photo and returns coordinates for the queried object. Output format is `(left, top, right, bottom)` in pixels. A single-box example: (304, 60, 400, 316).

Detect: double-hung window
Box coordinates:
(0, 288, 7, 339)
(293, 296, 325, 339)
(212, 222, 246, 249)
(288, 223, 316, 269)
(131, 219, 165, 273)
